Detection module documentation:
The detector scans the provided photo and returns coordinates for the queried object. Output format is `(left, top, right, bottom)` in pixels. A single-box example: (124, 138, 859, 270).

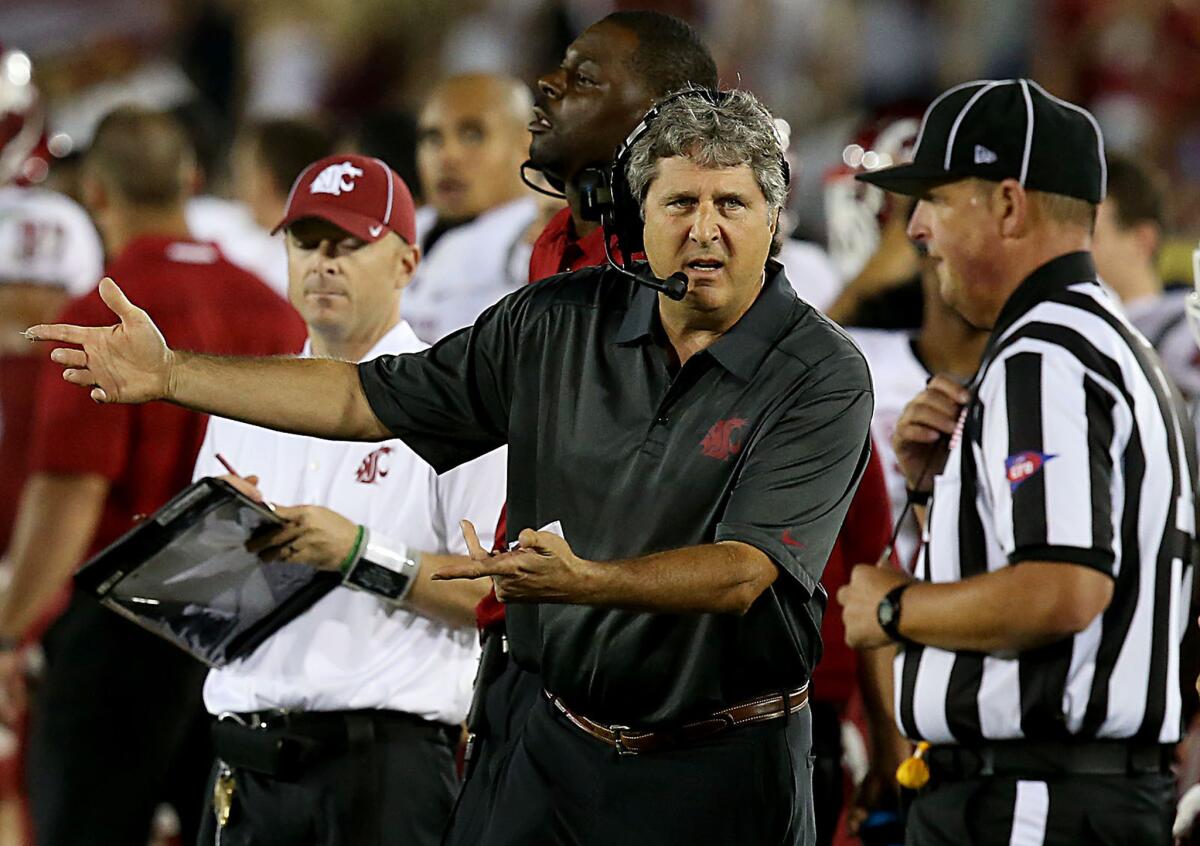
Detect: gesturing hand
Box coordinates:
(432, 520, 595, 604)
(26, 277, 175, 404)
(892, 374, 969, 492)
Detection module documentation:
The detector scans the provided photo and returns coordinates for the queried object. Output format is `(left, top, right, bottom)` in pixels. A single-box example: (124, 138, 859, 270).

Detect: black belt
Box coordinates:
(925, 739, 1173, 781)
(212, 708, 458, 779)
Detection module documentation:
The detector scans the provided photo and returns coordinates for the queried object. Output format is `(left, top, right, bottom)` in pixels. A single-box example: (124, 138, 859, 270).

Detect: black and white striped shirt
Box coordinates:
(897, 252, 1197, 745)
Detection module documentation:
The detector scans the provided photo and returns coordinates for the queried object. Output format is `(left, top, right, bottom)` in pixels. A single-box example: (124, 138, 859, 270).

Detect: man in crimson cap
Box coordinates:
(189, 153, 508, 846)
(838, 80, 1190, 844)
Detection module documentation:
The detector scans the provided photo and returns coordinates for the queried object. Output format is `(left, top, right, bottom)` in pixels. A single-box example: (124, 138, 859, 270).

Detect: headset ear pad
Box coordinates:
(608, 155, 647, 256)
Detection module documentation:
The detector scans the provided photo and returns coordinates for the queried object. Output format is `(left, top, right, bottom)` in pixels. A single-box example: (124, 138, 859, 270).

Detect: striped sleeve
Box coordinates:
(977, 345, 1120, 574)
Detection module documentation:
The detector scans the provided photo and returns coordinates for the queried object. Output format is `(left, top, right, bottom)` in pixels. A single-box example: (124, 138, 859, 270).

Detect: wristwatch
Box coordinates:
(876, 583, 913, 645)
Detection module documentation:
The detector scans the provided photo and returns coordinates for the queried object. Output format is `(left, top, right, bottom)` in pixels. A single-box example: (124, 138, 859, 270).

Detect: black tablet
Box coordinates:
(75, 477, 341, 667)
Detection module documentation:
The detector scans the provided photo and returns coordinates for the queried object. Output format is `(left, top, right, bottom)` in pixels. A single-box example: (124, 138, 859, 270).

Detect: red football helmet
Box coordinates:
(0, 48, 50, 187)
(823, 108, 922, 282)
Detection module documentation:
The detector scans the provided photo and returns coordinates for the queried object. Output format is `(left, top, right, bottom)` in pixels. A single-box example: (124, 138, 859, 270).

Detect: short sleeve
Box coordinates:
(29, 293, 131, 480)
(715, 388, 874, 594)
(358, 296, 522, 473)
(979, 346, 1119, 574)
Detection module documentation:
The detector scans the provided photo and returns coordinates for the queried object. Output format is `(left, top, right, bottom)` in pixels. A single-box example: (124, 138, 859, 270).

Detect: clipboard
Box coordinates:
(74, 477, 341, 667)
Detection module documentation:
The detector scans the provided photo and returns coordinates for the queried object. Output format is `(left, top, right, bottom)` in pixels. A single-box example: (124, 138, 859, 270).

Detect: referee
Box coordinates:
(838, 79, 1195, 844)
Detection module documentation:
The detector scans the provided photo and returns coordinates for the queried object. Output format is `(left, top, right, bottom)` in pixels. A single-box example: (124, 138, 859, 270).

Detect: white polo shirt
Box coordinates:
(196, 320, 507, 724)
(402, 197, 537, 343)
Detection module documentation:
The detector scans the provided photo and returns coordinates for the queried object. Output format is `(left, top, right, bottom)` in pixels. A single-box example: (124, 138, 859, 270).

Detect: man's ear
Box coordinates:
(394, 240, 421, 291)
(1133, 220, 1161, 261)
(995, 178, 1028, 239)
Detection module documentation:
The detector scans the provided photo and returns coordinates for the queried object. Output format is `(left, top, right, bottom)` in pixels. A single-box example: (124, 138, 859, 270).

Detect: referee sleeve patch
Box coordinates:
(1004, 451, 1057, 492)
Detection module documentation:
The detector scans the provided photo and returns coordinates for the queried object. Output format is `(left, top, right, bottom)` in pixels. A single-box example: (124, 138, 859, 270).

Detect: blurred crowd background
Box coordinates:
(10, 0, 1200, 282)
(6, 3, 1200, 845)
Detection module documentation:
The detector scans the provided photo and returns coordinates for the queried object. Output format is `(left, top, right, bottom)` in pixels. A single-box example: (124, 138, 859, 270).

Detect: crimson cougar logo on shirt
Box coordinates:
(701, 417, 748, 461)
(355, 446, 392, 484)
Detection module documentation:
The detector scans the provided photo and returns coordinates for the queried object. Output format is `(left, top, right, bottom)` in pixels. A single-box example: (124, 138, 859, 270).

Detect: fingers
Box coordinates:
(98, 277, 141, 321)
(926, 374, 969, 405)
(460, 520, 490, 560)
(432, 556, 520, 581)
(23, 323, 92, 344)
(50, 347, 88, 368)
(221, 474, 265, 502)
(62, 367, 99, 388)
(247, 521, 303, 556)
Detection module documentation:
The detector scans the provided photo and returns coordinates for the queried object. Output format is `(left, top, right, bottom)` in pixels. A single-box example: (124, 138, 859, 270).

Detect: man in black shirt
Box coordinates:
(32, 89, 872, 846)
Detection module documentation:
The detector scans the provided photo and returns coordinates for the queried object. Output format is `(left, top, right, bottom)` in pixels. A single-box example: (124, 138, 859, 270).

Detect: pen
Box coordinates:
(215, 453, 277, 514)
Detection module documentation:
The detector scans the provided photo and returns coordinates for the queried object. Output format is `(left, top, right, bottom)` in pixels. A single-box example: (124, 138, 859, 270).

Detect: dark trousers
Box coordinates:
(197, 711, 458, 846)
(26, 595, 212, 846)
(906, 772, 1174, 845)
(443, 639, 542, 846)
(809, 700, 845, 846)
(477, 688, 815, 846)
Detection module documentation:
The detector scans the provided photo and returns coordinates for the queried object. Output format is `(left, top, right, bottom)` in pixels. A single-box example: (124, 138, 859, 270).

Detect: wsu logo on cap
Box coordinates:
(310, 162, 365, 197)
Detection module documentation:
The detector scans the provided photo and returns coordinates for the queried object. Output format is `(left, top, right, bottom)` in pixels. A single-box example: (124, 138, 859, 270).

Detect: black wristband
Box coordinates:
(905, 487, 931, 506)
(877, 583, 913, 645)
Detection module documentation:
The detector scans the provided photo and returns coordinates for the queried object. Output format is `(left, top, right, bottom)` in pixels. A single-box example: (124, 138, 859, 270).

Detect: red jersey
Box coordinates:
(30, 235, 306, 565)
(0, 356, 41, 552)
(527, 207, 623, 283)
(811, 444, 895, 706)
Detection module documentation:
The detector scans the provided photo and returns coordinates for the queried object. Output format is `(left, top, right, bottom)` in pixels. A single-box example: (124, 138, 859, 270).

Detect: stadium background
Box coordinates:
(5, 1, 1200, 844)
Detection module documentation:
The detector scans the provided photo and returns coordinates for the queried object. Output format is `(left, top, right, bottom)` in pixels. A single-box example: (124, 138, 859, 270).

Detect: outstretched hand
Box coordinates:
(432, 520, 595, 604)
(25, 277, 174, 404)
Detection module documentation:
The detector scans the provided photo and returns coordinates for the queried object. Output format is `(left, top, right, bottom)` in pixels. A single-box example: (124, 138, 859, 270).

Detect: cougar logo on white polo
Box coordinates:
(974, 145, 998, 164)
(310, 162, 365, 196)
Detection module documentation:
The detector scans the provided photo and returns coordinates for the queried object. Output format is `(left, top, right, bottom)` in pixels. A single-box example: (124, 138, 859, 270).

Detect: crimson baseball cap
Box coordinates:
(856, 79, 1107, 204)
(274, 154, 417, 244)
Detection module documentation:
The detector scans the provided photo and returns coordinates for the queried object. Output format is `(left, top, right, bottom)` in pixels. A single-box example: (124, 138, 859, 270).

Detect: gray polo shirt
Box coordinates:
(359, 260, 873, 726)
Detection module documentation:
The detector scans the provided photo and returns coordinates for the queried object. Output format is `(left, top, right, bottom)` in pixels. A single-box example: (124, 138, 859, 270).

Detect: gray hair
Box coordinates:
(625, 88, 788, 221)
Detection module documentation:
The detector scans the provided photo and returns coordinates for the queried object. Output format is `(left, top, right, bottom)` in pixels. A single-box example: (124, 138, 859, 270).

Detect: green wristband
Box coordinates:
(339, 525, 366, 575)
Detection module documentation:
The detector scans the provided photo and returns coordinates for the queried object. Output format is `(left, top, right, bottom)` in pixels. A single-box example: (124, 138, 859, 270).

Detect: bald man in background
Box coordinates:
(402, 73, 540, 342)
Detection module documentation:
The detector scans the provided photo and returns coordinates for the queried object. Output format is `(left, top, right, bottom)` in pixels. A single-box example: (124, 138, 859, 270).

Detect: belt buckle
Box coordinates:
(609, 725, 637, 756)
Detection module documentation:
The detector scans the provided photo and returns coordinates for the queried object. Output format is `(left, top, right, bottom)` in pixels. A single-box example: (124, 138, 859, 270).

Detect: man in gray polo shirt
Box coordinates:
(30, 89, 872, 846)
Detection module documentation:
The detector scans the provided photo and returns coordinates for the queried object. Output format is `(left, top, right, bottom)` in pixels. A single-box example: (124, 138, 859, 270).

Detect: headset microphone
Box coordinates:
(600, 233, 688, 300)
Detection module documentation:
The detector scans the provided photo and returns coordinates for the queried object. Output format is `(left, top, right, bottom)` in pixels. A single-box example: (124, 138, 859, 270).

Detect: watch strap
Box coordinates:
(878, 583, 913, 645)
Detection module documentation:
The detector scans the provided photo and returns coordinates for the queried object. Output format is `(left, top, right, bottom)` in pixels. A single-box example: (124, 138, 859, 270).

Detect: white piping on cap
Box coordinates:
(912, 80, 989, 166)
(1027, 79, 1107, 199)
(1018, 79, 1035, 186)
(373, 157, 393, 225)
(943, 80, 1014, 171)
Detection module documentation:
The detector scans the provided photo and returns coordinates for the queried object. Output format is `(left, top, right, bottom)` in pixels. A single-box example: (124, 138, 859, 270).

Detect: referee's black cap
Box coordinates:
(855, 79, 1106, 204)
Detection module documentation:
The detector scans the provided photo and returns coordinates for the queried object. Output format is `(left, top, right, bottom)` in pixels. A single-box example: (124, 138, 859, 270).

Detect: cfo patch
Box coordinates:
(1004, 450, 1057, 492)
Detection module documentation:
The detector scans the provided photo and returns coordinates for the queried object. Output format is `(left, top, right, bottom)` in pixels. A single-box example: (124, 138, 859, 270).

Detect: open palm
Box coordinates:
(28, 277, 173, 404)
